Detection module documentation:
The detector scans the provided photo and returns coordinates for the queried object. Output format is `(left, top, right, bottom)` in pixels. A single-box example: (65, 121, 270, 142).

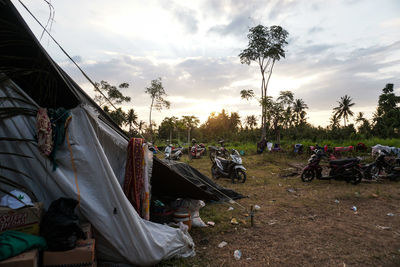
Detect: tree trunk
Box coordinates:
(169, 129, 172, 144)
(276, 128, 281, 144)
(187, 127, 190, 145)
(149, 98, 154, 140)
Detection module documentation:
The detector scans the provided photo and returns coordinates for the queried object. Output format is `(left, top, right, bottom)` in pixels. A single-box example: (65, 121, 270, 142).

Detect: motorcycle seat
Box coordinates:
(329, 158, 359, 166)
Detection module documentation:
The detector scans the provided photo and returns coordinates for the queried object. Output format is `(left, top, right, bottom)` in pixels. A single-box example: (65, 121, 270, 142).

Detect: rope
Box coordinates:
(65, 119, 80, 205)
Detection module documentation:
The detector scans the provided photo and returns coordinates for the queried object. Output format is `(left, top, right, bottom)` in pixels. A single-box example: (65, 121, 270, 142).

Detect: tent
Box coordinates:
(0, 1, 196, 265)
(152, 158, 244, 202)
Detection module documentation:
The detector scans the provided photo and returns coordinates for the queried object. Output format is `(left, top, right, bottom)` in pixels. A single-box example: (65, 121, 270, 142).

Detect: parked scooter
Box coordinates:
(364, 150, 400, 181)
(189, 139, 206, 159)
(164, 144, 183, 160)
(301, 150, 363, 184)
(211, 149, 246, 183)
(364, 150, 397, 180)
(208, 140, 229, 162)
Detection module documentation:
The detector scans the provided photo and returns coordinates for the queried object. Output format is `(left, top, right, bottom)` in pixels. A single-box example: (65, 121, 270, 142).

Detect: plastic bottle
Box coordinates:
(234, 250, 242, 260)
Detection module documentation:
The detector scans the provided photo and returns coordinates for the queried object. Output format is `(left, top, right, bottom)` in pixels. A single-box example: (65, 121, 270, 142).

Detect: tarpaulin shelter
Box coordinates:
(152, 159, 244, 202)
(0, 1, 196, 265)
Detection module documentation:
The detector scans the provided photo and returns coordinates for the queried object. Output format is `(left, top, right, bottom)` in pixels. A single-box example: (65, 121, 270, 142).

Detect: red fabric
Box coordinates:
(123, 138, 145, 217)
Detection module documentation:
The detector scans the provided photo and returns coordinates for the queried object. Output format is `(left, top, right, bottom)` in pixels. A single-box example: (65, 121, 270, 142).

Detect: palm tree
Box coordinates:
(333, 94, 355, 127)
(330, 113, 340, 129)
(355, 112, 365, 125)
(137, 120, 146, 135)
(181, 115, 200, 144)
(125, 109, 138, 134)
(229, 112, 241, 131)
(292, 98, 308, 125)
(245, 115, 258, 130)
(163, 116, 178, 143)
(277, 90, 294, 128)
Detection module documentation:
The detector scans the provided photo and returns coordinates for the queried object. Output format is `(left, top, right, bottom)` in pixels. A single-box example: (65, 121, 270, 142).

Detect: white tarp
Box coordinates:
(0, 80, 195, 266)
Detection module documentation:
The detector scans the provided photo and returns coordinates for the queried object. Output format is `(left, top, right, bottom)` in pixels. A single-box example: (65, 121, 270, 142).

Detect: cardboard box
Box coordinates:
(0, 202, 43, 235)
(43, 238, 95, 266)
(0, 249, 38, 267)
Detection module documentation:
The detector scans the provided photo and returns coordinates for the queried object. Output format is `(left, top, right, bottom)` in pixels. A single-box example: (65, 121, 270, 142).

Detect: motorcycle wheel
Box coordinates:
(301, 169, 315, 182)
(211, 163, 220, 179)
(234, 169, 246, 183)
(350, 169, 363, 185)
(188, 152, 193, 160)
(368, 165, 380, 180)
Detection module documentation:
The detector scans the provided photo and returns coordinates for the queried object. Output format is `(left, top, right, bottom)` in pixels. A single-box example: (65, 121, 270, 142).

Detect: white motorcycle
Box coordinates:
(211, 149, 246, 183)
(164, 145, 183, 160)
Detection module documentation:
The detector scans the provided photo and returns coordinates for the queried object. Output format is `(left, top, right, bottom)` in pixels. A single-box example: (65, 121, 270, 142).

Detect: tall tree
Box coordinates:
(245, 115, 258, 130)
(373, 83, 400, 137)
(137, 120, 146, 135)
(159, 116, 178, 142)
(239, 25, 289, 140)
(355, 112, 371, 137)
(229, 112, 241, 132)
(329, 112, 340, 130)
(355, 112, 365, 126)
(292, 98, 308, 125)
(333, 94, 355, 127)
(277, 90, 294, 128)
(240, 89, 255, 100)
(93, 80, 132, 127)
(181, 115, 200, 144)
(125, 108, 138, 134)
(103, 106, 126, 127)
(94, 80, 131, 107)
(144, 78, 170, 139)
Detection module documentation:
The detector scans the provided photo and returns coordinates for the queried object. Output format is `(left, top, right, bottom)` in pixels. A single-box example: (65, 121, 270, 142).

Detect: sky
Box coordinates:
(12, 0, 400, 127)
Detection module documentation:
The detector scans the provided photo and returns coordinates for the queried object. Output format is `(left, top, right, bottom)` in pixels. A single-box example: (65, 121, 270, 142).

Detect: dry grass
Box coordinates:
(157, 152, 400, 266)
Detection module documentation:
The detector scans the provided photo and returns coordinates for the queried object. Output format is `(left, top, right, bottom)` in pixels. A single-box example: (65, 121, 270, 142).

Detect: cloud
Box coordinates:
(171, 6, 199, 34)
(308, 26, 324, 34)
(274, 41, 400, 114)
(208, 13, 252, 37)
(158, 1, 199, 34)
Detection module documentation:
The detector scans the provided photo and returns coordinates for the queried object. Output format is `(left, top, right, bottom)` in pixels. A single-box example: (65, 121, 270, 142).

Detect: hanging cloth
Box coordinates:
(48, 108, 71, 170)
(123, 138, 145, 217)
(35, 107, 53, 156)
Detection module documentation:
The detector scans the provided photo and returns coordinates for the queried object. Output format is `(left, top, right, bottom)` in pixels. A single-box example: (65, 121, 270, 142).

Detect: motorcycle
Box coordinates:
(208, 140, 229, 161)
(211, 149, 246, 183)
(189, 143, 206, 159)
(301, 150, 363, 185)
(364, 151, 399, 180)
(164, 145, 183, 160)
(386, 165, 400, 181)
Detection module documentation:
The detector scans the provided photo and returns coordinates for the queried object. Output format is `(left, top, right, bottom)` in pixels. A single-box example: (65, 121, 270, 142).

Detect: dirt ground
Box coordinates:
(158, 152, 400, 267)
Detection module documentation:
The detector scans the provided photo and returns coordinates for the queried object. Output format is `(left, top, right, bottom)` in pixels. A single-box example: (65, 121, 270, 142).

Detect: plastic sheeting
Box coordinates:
(152, 159, 245, 202)
(0, 81, 194, 266)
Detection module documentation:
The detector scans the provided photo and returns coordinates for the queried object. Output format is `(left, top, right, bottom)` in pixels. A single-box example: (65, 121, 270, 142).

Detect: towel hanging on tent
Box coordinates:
(123, 138, 147, 218)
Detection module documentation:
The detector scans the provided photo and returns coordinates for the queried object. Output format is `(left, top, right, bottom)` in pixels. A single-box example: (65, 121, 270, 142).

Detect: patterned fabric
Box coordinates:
(36, 108, 53, 156)
(123, 138, 145, 217)
(48, 108, 71, 171)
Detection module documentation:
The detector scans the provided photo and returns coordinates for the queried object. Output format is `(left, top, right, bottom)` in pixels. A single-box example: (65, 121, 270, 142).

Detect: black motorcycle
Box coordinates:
(301, 150, 363, 185)
(364, 151, 399, 180)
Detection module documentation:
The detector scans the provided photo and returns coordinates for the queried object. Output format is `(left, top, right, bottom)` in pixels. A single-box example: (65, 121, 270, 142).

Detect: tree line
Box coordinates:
(92, 24, 400, 145)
